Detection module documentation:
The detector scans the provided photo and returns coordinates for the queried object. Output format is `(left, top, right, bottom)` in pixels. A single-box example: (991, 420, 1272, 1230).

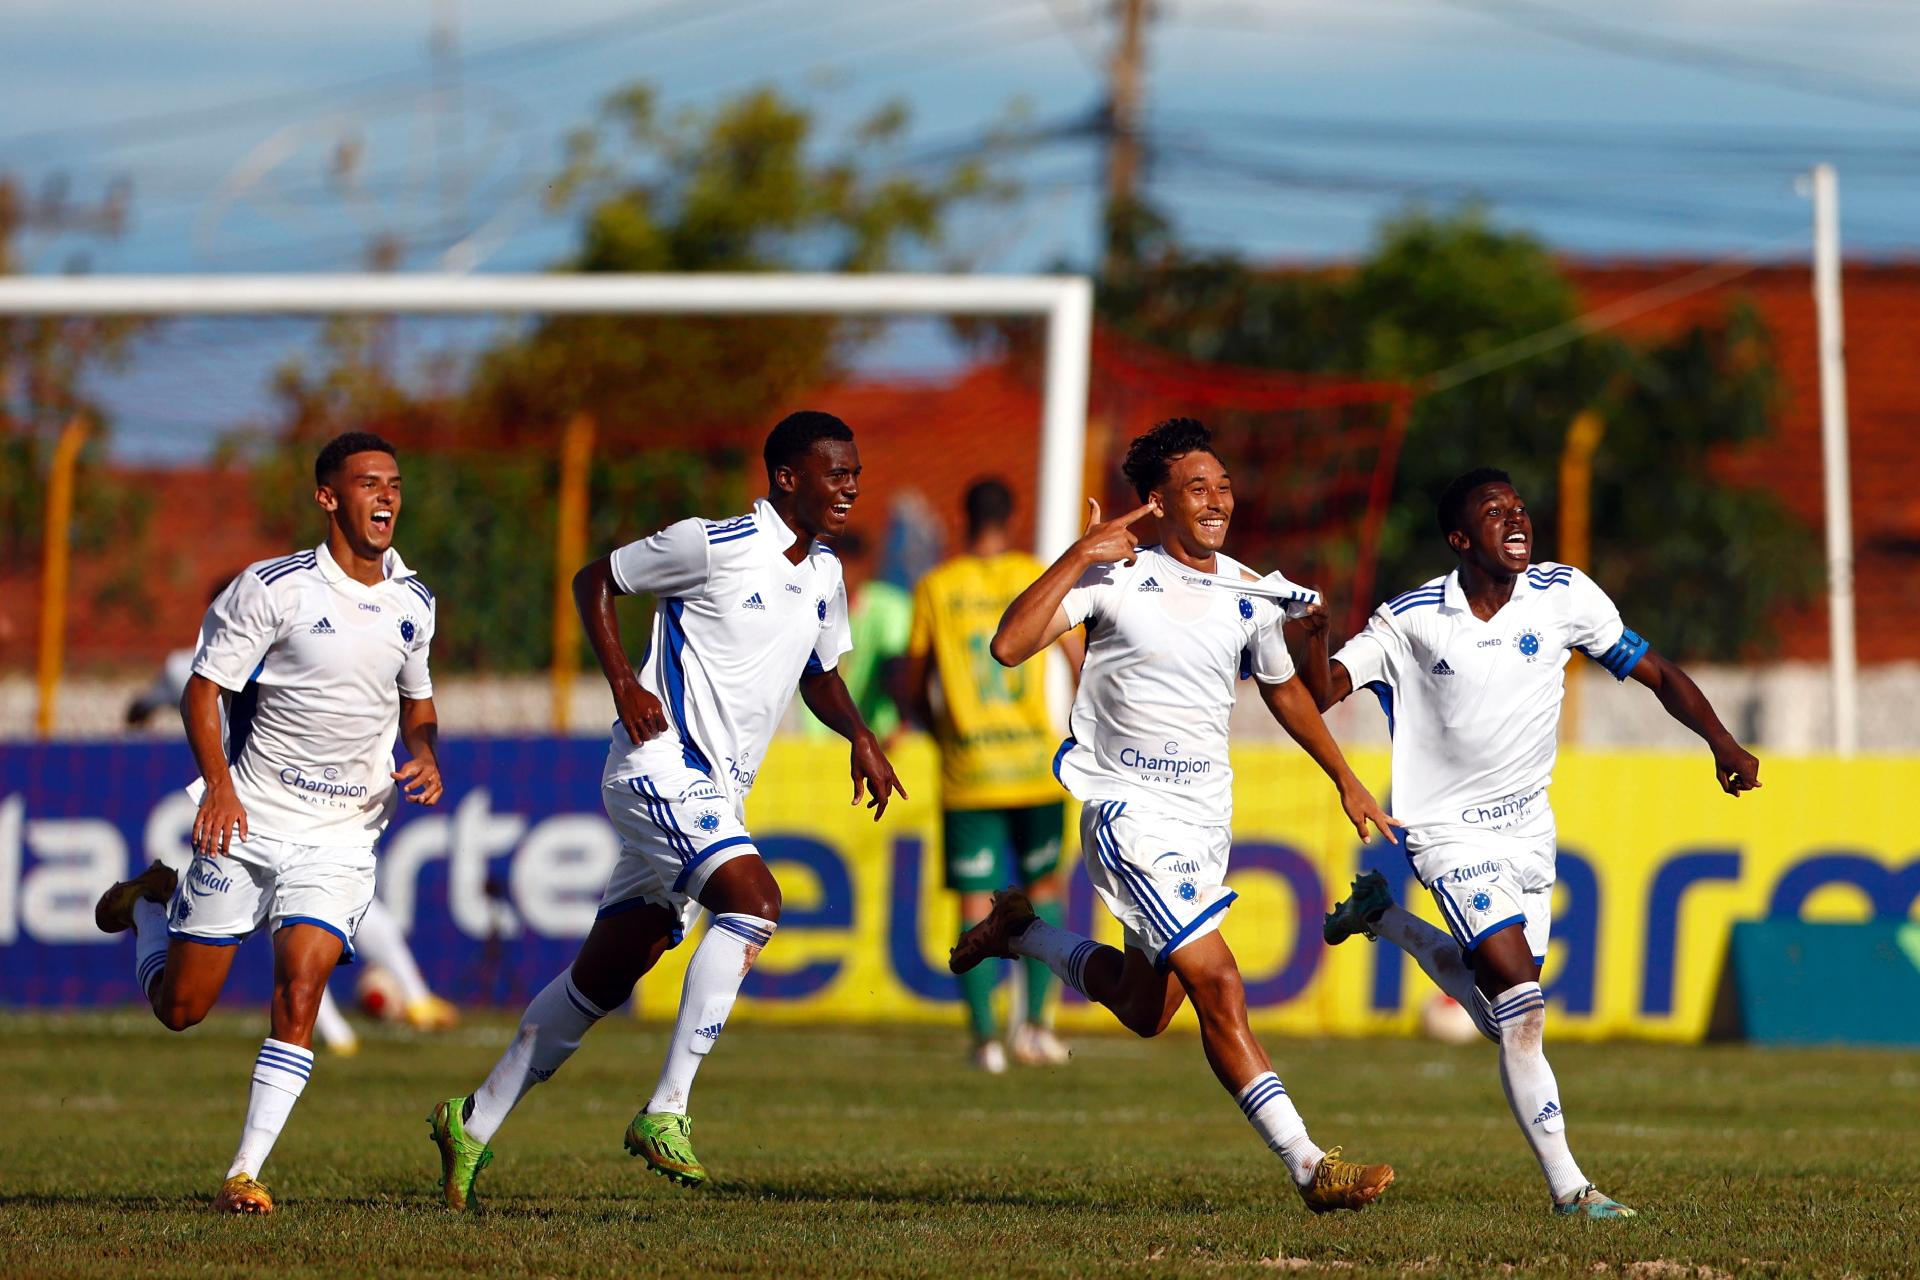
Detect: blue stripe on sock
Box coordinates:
(255, 1049, 313, 1078)
(1492, 988, 1543, 1014)
(1066, 939, 1098, 991)
(562, 980, 606, 1022)
(1237, 1073, 1288, 1117)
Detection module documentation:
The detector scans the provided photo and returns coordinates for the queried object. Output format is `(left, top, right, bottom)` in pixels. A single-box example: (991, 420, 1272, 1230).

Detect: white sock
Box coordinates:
(1491, 982, 1588, 1201)
(352, 897, 432, 1005)
(1372, 905, 1497, 1041)
(228, 1038, 312, 1179)
(313, 988, 358, 1052)
(133, 898, 169, 1002)
(1008, 920, 1107, 999)
(465, 971, 609, 1144)
(1236, 1072, 1324, 1187)
(644, 914, 776, 1116)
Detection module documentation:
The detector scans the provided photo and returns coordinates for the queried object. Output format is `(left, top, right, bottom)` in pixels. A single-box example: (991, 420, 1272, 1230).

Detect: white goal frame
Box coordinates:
(0, 272, 1094, 560)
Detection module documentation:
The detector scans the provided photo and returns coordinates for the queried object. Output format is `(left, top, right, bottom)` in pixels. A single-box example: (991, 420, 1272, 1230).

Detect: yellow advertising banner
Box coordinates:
(632, 740, 1920, 1042)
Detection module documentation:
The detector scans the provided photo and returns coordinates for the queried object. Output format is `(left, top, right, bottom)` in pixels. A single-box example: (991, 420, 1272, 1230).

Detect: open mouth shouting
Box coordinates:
(1501, 528, 1530, 567)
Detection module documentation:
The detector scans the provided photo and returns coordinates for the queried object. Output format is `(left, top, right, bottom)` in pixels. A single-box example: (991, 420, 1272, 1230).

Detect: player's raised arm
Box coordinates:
(991, 497, 1155, 668)
(1627, 649, 1762, 796)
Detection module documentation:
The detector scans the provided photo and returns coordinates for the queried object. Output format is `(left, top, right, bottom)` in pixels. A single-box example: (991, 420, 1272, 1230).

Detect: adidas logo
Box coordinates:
(309, 617, 335, 635)
(741, 593, 766, 611)
(1137, 577, 1163, 592)
(1531, 1100, 1561, 1126)
(1430, 658, 1454, 675)
(693, 1022, 725, 1040)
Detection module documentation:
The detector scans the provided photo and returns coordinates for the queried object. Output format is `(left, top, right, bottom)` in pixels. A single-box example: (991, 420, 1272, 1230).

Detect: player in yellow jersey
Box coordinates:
(906, 478, 1084, 1072)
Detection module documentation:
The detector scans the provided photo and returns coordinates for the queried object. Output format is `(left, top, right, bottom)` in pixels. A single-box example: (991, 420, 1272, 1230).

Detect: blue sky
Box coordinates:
(4, 0, 1917, 457)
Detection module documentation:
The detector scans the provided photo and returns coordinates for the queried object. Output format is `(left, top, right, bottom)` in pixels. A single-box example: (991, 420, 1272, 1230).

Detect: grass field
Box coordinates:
(1, 1010, 1915, 1278)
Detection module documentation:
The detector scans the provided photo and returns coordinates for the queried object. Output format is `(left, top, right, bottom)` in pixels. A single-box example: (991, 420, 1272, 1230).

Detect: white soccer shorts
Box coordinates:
(1080, 799, 1236, 971)
(1412, 824, 1557, 962)
(598, 758, 759, 943)
(166, 836, 377, 959)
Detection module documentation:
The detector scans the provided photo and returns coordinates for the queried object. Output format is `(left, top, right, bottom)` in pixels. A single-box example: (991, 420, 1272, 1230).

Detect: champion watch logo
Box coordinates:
(1137, 577, 1163, 592)
(741, 592, 766, 611)
(309, 616, 335, 635)
(1431, 658, 1454, 675)
(1531, 1100, 1562, 1126)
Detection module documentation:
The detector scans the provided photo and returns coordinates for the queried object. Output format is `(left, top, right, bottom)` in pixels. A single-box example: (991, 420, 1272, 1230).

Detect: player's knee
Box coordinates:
(1183, 964, 1246, 1021)
(155, 994, 207, 1032)
(1489, 982, 1547, 1054)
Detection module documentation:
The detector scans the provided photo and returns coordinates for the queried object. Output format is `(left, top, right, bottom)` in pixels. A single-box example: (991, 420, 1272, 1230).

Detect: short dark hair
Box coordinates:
(1437, 466, 1513, 538)
(315, 431, 398, 487)
(1121, 417, 1218, 501)
(963, 477, 1014, 537)
(764, 410, 854, 479)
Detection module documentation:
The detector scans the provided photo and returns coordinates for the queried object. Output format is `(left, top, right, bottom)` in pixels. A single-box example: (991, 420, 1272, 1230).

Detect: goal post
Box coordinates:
(0, 272, 1095, 559)
(0, 272, 1093, 730)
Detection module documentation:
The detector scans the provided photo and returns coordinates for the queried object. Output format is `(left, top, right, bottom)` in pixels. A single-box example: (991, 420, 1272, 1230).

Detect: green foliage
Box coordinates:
(0, 175, 157, 631)
(1099, 204, 1820, 659)
(239, 86, 1009, 672)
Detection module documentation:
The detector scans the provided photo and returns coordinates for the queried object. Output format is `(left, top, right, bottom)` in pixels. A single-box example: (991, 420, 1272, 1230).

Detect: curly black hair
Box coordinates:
(1120, 417, 1218, 501)
(1436, 466, 1513, 538)
(763, 410, 854, 480)
(314, 431, 398, 487)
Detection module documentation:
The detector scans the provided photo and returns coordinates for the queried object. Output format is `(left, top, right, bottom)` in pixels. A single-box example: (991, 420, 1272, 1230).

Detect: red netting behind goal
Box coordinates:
(1089, 330, 1412, 635)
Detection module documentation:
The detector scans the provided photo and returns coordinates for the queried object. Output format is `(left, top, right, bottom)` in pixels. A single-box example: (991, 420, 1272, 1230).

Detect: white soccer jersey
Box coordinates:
(190, 543, 436, 847)
(1332, 562, 1647, 844)
(1053, 547, 1296, 827)
(606, 498, 851, 803)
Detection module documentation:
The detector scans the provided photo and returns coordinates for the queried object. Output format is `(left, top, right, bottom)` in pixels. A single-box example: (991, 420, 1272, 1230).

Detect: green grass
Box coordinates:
(2, 1011, 1915, 1278)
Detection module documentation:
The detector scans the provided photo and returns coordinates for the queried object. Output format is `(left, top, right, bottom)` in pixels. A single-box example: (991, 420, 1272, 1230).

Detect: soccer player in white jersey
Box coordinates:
(1304, 466, 1761, 1219)
(91, 431, 444, 1215)
(429, 411, 904, 1208)
(953, 418, 1401, 1214)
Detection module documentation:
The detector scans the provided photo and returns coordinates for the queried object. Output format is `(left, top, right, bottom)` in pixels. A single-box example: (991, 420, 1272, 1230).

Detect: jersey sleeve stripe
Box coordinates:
(706, 527, 757, 545)
(403, 577, 434, 604)
(1389, 591, 1444, 615)
(256, 553, 317, 584)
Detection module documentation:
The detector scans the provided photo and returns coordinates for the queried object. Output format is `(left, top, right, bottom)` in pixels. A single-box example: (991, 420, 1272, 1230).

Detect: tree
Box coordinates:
(239, 85, 1013, 672)
(1097, 204, 1819, 659)
(0, 175, 154, 647)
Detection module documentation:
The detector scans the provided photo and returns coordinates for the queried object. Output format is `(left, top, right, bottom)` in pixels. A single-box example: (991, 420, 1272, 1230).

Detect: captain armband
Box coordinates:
(1587, 627, 1649, 681)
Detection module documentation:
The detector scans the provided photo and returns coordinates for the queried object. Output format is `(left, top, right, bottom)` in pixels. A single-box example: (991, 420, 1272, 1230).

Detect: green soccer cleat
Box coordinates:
(1553, 1186, 1637, 1219)
(625, 1111, 708, 1187)
(428, 1097, 495, 1211)
(1323, 870, 1394, 946)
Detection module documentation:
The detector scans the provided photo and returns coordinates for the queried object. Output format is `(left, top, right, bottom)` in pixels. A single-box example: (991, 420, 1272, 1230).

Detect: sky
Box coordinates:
(3, 0, 1917, 458)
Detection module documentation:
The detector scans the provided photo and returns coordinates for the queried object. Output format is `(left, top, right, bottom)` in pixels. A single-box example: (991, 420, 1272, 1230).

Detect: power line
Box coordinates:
(1421, 245, 1799, 393)
(0, 0, 797, 160)
(1437, 0, 1920, 117)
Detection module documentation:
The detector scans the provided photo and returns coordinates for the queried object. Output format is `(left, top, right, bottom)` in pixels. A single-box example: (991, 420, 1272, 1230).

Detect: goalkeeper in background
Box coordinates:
(905, 478, 1082, 1072)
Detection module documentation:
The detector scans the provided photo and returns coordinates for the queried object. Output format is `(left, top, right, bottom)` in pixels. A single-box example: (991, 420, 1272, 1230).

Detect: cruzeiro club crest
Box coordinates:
(399, 617, 417, 644)
(1515, 628, 1541, 660)
(1237, 595, 1254, 620)
(1471, 890, 1493, 912)
(695, 810, 722, 834)
(816, 599, 827, 622)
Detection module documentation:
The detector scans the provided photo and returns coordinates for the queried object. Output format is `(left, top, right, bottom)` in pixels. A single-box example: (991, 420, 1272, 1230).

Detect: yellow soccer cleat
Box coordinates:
(405, 994, 461, 1032)
(1298, 1147, 1394, 1214)
(212, 1173, 274, 1215)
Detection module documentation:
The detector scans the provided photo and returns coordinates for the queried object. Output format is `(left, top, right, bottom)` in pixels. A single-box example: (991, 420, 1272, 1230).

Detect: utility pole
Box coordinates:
(1102, 0, 1149, 273)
